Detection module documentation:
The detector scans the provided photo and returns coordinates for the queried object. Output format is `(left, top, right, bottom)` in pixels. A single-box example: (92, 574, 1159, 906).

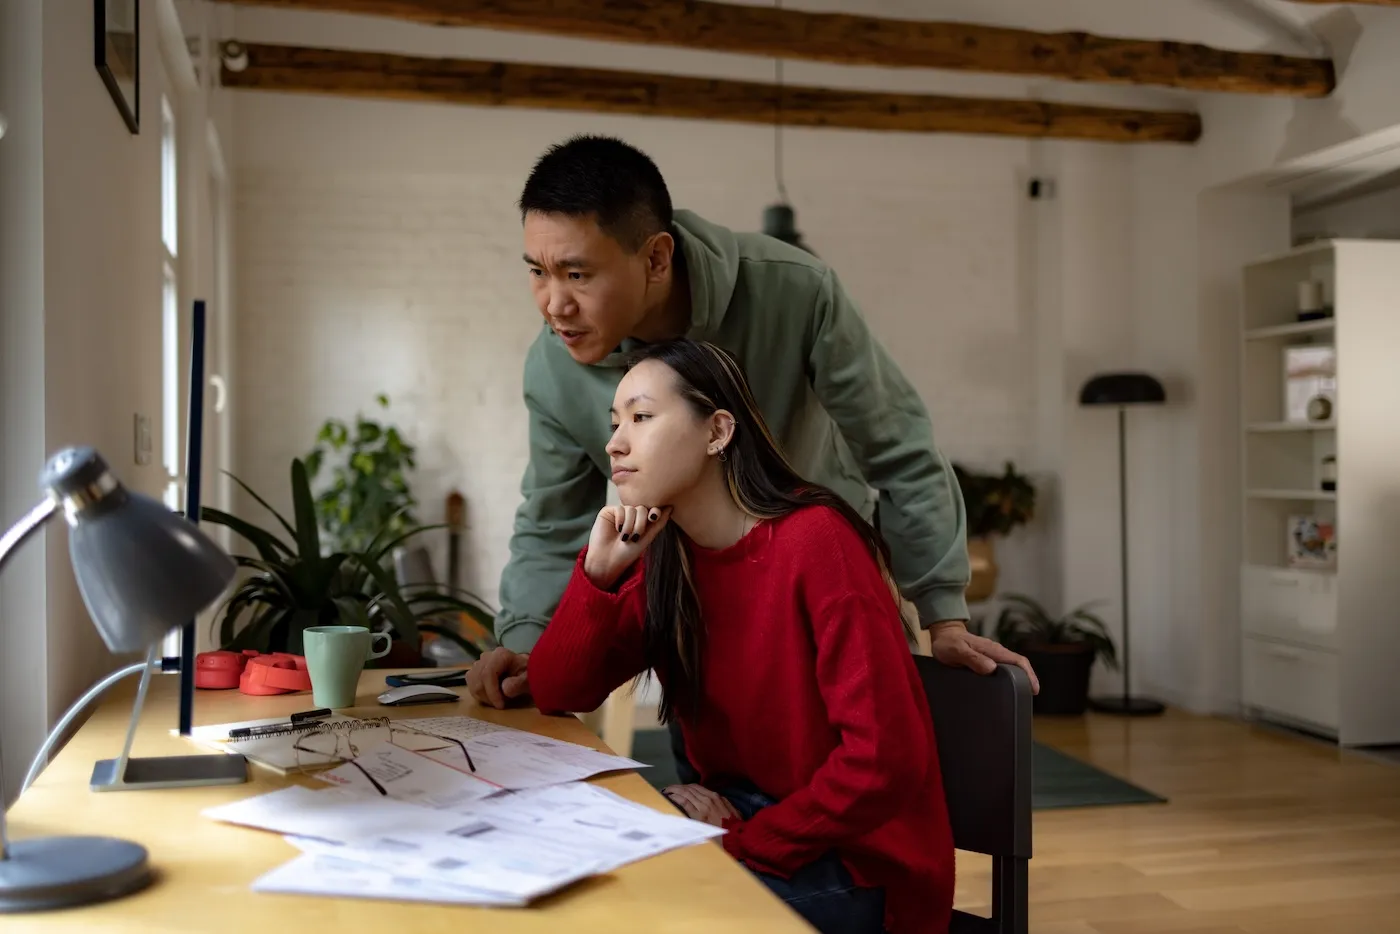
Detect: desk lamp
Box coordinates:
(0, 446, 238, 912)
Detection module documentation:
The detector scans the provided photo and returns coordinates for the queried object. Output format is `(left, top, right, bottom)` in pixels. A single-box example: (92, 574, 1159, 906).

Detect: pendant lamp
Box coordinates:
(758, 0, 815, 255)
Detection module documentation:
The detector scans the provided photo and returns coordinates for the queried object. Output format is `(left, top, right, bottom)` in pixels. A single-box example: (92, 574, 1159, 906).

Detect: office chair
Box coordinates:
(915, 658, 1033, 934)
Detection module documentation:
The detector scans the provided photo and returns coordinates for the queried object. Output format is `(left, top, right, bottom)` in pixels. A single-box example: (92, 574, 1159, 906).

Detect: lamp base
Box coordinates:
(0, 836, 152, 912)
(1089, 695, 1166, 716)
(89, 753, 248, 791)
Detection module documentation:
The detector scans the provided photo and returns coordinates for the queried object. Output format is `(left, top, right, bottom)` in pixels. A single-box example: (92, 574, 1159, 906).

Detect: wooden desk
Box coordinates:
(6, 669, 810, 933)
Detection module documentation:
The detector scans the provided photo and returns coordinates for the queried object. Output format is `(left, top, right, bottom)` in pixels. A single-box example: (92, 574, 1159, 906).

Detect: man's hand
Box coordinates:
(662, 784, 741, 827)
(466, 647, 531, 709)
(928, 621, 1041, 694)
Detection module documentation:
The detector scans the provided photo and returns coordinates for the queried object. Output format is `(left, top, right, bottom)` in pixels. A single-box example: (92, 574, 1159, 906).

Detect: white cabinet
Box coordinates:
(1241, 635, 1340, 733)
(1240, 566, 1337, 651)
(1238, 239, 1400, 746)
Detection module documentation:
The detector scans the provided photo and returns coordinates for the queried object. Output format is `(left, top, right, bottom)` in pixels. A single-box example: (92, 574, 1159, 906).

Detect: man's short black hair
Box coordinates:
(518, 135, 673, 253)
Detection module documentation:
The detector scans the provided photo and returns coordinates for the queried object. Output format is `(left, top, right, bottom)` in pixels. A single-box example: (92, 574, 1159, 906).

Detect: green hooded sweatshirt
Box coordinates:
(495, 209, 969, 653)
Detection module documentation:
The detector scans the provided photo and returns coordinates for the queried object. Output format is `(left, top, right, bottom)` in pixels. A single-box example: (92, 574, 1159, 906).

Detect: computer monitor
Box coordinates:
(178, 299, 208, 736)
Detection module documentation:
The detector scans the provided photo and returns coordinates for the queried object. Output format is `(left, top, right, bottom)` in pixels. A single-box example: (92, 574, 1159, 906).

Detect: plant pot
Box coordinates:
(966, 537, 998, 602)
(1023, 643, 1095, 715)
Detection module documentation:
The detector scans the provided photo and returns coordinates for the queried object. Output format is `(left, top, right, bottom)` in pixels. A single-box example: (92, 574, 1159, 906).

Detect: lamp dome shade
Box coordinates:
(40, 446, 236, 654)
(761, 203, 816, 255)
(1079, 372, 1166, 406)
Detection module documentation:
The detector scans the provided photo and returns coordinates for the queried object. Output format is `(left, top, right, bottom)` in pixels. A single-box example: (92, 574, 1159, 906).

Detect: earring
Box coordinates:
(719, 448, 728, 462)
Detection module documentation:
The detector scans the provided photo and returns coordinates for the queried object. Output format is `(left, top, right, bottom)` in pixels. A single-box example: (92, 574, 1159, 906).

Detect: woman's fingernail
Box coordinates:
(631, 533, 642, 542)
(649, 511, 659, 521)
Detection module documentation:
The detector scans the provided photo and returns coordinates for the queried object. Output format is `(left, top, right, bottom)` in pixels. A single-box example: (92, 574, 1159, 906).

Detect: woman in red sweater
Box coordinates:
(525, 338, 955, 934)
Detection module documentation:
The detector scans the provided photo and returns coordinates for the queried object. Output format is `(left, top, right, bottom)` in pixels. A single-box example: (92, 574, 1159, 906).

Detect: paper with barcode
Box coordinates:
(274, 781, 722, 897)
(419, 724, 651, 790)
(251, 851, 529, 907)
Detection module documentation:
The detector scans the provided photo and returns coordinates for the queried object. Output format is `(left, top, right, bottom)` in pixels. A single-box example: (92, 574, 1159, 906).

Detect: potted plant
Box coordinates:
(201, 457, 495, 664)
(952, 461, 1036, 601)
(304, 393, 417, 555)
(993, 592, 1118, 715)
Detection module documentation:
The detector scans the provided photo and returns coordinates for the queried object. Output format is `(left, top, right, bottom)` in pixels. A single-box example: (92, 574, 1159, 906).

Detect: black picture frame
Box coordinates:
(95, 0, 139, 134)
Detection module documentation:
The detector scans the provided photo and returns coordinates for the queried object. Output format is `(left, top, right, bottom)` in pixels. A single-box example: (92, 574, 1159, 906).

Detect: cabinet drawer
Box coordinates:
(1241, 566, 1337, 650)
(1242, 635, 1339, 732)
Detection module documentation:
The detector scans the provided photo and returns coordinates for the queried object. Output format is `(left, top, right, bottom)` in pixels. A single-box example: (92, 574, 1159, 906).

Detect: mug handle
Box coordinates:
(367, 632, 393, 660)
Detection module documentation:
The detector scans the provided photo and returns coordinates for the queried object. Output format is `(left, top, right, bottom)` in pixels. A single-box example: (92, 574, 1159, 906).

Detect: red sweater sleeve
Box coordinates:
(526, 551, 648, 715)
(720, 585, 931, 877)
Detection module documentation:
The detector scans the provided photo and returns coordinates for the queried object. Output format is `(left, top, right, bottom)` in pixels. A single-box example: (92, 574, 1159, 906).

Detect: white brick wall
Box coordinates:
(232, 97, 1056, 618)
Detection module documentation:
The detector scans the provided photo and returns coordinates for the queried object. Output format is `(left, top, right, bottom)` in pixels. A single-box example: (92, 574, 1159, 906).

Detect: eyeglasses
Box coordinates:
(292, 719, 477, 796)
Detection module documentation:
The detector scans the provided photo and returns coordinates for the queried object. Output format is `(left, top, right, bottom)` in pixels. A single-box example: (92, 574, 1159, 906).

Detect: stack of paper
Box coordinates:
(199, 720, 725, 906)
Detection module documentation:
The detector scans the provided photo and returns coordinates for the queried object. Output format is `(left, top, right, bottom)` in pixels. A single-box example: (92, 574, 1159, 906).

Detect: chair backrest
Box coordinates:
(394, 545, 437, 588)
(914, 657, 1033, 860)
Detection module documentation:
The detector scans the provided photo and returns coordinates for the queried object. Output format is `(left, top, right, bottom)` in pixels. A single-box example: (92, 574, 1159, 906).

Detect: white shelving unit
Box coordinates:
(1238, 238, 1400, 745)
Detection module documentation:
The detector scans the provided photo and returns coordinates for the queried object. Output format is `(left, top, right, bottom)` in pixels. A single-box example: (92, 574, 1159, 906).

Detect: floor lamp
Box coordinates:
(1078, 372, 1166, 717)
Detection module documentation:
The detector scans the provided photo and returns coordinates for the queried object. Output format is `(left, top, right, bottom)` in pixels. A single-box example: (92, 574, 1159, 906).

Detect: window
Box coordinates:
(160, 93, 180, 512)
(160, 90, 181, 659)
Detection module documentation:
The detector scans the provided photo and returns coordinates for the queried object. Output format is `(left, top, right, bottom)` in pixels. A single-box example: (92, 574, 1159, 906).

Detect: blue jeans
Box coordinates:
(707, 783, 888, 934)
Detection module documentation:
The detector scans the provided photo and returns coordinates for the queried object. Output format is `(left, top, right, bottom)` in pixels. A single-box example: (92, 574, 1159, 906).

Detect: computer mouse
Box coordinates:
(376, 684, 462, 707)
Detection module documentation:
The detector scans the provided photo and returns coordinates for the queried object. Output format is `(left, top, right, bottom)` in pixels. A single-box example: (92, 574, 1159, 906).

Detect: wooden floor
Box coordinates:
(953, 707, 1400, 933)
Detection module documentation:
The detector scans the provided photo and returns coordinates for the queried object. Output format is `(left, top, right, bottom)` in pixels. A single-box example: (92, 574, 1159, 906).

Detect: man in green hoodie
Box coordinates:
(468, 134, 1038, 713)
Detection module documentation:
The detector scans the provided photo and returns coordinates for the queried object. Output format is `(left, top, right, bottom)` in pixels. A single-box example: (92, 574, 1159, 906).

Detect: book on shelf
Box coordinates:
(1287, 515, 1336, 570)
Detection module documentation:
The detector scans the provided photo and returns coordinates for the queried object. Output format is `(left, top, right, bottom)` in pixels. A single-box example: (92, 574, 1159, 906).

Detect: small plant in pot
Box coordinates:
(993, 593, 1118, 715)
(201, 458, 495, 663)
(305, 393, 418, 556)
(952, 461, 1036, 602)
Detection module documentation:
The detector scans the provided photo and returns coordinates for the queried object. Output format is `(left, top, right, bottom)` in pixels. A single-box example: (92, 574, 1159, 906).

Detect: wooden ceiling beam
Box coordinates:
(215, 0, 1335, 97)
(219, 42, 1203, 143)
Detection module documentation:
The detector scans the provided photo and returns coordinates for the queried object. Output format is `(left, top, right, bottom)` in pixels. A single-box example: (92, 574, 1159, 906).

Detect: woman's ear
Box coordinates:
(710, 410, 736, 454)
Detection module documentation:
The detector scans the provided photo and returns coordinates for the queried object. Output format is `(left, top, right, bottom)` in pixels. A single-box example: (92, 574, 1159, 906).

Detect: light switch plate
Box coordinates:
(134, 413, 152, 466)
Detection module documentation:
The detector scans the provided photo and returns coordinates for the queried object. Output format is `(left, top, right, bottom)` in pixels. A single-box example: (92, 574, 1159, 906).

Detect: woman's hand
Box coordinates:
(583, 504, 672, 590)
(662, 784, 741, 827)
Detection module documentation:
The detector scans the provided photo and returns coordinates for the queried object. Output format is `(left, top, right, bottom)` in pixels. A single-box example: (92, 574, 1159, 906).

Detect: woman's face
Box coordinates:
(606, 360, 722, 507)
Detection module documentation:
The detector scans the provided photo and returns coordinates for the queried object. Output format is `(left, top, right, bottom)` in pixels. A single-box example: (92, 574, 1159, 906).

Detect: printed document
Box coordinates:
(419, 724, 649, 790)
(314, 741, 504, 805)
(253, 852, 528, 907)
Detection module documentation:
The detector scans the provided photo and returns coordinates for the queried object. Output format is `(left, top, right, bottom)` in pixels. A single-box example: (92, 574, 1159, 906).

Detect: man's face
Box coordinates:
(523, 211, 655, 365)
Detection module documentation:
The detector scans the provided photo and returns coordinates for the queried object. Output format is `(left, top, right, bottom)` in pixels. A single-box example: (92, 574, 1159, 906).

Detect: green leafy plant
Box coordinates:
(305, 393, 417, 555)
(993, 592, 1119, 670)
(200, 458, 494, 660)
(953, 461, 1036, 539)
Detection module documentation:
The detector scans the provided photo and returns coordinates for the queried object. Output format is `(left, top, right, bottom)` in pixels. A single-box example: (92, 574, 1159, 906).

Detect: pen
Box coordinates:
(227, 708, 332, 739)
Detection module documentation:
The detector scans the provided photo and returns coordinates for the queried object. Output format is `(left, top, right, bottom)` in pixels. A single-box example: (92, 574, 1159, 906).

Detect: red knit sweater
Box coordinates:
(528, 505, 954, 934)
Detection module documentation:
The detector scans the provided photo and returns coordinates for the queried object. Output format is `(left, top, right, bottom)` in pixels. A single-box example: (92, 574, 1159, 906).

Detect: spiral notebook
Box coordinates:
(181, 714, 465, 775)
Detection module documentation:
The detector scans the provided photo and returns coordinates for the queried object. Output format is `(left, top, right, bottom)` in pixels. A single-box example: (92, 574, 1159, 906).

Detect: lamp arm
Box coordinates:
(18, 658, 163, 797)
(0, 496, 56, 575)
(0, 497, 57, 861)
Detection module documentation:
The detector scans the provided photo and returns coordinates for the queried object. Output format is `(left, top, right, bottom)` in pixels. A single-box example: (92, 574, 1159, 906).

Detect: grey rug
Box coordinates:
(628, 728, 1166, 810)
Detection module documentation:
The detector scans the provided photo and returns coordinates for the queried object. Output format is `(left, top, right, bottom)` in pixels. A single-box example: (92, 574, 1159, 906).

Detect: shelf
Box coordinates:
(1246, 488, 1336, 501)
(1246, 421, 1336, 432)
(1243, 563, 1336, 580)
(1244, 320, 1335, 341)
(1243, 239, 1335, 270)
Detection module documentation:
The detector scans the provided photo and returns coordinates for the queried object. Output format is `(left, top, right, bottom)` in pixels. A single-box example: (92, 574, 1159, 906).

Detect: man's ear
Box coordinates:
(711, 410, 737, 452)
(643, 231, 675, 284)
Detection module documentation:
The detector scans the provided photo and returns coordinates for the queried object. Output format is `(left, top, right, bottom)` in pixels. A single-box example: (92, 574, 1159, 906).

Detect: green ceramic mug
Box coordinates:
(303, 625, 392, 708)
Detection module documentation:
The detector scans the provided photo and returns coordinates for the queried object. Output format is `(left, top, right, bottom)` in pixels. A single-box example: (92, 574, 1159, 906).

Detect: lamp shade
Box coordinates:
(1078, 372, 1166, 406)
(761, 203, 816, 255)
(40, 446, 236, 654)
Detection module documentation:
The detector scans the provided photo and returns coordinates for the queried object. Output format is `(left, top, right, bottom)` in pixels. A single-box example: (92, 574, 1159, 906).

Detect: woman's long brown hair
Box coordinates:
(625, 338, 914, 725)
